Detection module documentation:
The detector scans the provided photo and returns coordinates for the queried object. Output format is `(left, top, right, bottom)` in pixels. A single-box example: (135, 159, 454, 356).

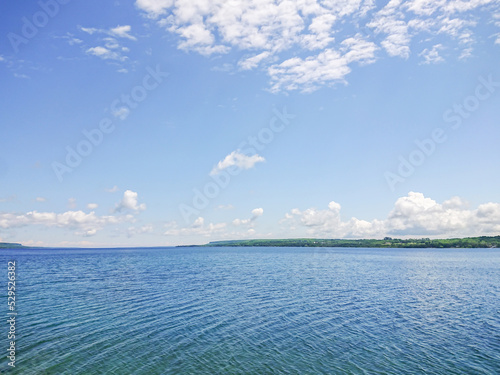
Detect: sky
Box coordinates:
(1, 0, 500, 247)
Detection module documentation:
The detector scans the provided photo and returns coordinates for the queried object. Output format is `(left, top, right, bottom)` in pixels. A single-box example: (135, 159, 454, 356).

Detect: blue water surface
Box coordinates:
(0, 247, 499, 374)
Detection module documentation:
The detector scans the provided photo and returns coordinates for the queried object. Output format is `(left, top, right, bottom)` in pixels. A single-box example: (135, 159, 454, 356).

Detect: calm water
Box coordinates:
(0, 247, 499, 374)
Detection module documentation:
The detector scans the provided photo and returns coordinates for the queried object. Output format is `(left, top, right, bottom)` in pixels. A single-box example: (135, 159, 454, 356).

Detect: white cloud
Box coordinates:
(86, 46, 127, 61)
(80, 27, 98, 35)
(57, 33, 83, 46)
(419, 44, 445, 64)
(36, 197, 46, 202)
(105, 186, 119, 193)
(193, 216, 204, 227)
(233, 208, 264, 226)
(210, 151, 265, 175)
(110, 25, 137, 40)
(300, 13, 337, 50)
(164, 217, 227, 237)
(268, 49, 351, 93)
(238, 51, 272, 70)
(0, 210, 129, 237)
(282, 192, 500, 238)
(81, 228, 97, 237)
(251, 207, 264, 217)
(341, 34, 379, 65)
(368, 5, 411, 59)
(405, 0, 445, 16)
(127, 224, 154, 237)
(104, 37, 120, 50)
(0, 55, 5, 62)
(135, 0, 174, 18)
(114, 190, 146, 212)
(79, 25, 136, 63)
(80, 25, 137, 40)
(135, 0, 498, 92)
(87, 203, 98, 210)
(444, 0, 495, 14)
(112, 106, 130, 120)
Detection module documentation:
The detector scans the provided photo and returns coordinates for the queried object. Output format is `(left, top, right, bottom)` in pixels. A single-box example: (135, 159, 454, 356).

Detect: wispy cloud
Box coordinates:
(79, 25, 137, 65)
(233, 208, 264, 226)
(105, 186, 119, 193)
(112, 106, 130, 120)
(86, 46, 127, 61)
(164, 217, 227, 237)
(109, 25, 137, 41)
(419, 44, 445, 64)
(210, 151, 265, 176)
(80, 25, 137, 40)
(67, 197, 77, 209)
(127, 224, 154, 237)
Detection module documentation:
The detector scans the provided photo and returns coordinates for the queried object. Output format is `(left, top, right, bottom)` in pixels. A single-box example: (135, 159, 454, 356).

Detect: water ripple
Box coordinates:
(0, 247, 499, 374)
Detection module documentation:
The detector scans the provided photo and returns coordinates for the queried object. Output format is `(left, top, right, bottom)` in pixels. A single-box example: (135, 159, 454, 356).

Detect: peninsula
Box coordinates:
(0, 242, 26, 249)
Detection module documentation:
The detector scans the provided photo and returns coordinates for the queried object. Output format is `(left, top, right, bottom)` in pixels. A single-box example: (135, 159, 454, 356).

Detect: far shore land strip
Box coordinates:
(2, 236, 499, 249)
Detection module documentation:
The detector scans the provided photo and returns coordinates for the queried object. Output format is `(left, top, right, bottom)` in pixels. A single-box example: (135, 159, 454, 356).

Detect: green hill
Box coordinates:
(0, 242, 26, 249)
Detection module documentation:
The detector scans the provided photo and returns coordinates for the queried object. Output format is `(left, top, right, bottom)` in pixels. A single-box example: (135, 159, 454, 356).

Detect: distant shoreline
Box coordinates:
(198, 236, 500, 248)
(2, 236, 499, 249)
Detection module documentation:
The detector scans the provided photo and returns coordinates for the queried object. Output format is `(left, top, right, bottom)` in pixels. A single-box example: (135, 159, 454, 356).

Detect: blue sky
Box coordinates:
(1, 0, 500, 247)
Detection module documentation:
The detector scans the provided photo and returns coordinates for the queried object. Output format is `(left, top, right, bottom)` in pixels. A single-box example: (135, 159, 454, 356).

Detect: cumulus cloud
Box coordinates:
(210, 151, 265, 175)
(252, 207, 264, 217)
(114, 190, 146, 213)
(87, 203, 98, 210)
(0, 210, 130, 237)
(135, 0, 498, 92)
(282, 192, 500, 238)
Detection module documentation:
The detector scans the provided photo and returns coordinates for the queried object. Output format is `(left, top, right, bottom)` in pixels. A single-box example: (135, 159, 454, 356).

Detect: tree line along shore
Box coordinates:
(202, 236, 500, 248)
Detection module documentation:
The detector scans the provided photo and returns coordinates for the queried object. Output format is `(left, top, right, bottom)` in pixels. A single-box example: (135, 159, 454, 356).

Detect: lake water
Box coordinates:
(1, 247, 499, 374)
